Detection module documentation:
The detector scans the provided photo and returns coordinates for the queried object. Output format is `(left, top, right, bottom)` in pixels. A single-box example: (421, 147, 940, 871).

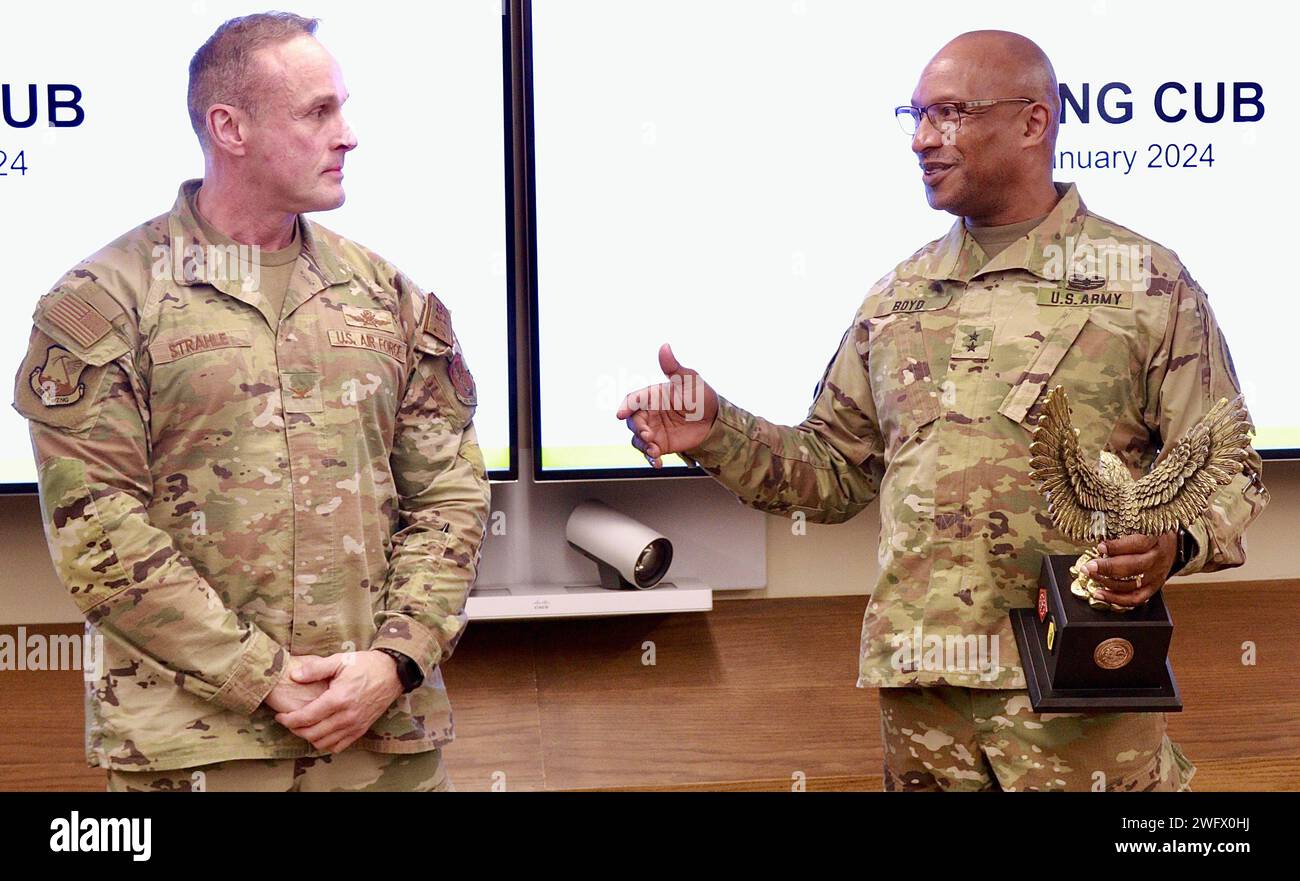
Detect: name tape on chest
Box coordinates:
(875, 286, 1131, 316)
(149, 330, 252, 365)
(326, 328, 406, 363)
(873, 292, 954, 316)
(1037, 288, 1133, 309)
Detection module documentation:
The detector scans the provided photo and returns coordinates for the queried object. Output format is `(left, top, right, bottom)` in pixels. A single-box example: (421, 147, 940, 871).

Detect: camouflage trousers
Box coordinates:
(879, 687, 1196, 792)
(106, 748, 452, 792)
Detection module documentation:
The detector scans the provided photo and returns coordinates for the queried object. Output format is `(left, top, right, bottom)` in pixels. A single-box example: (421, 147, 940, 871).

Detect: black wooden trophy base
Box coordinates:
(1010, 554, 1182, 713)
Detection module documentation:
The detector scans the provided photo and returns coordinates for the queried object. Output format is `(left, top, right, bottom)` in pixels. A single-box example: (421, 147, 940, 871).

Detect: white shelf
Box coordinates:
(465, 577, 713, 621)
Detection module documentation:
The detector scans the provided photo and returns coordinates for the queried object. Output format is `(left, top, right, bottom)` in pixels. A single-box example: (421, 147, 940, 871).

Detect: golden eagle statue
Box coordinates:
(1028, 385, 1252, 611)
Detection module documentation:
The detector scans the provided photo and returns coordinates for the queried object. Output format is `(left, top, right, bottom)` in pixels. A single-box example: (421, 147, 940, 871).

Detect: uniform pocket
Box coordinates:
(997, 309, 1136, 454)
(145, 325, 257, 411)
(867, 312, 943, 455)
(322, 321, 406, 426)
(997, 309, 1091, 425)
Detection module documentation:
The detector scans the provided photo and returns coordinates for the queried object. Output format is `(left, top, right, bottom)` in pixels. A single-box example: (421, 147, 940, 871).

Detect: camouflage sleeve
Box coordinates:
(680, 314, 885, 524)
(12, 294, 286, 716)
(370, 288, 491, 681)
(1146, 271, 1269, 575)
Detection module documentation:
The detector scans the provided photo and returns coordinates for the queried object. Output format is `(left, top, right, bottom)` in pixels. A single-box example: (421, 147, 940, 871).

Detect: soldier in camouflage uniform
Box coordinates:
(12, 14, 490, 791)
(618, 31, 1267, 791)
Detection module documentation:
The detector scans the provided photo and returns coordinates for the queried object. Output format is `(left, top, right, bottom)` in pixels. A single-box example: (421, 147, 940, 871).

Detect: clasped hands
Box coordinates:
(263, 650, 405, 754)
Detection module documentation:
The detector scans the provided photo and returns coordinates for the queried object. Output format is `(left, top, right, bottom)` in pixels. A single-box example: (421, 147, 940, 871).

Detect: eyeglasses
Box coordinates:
(894, 98, 1034, 136)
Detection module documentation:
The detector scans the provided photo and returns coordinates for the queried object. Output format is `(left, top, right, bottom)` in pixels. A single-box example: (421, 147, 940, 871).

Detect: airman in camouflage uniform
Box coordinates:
(13, 180, 489, 786)
(619, 31, 1267, 791)
(12, 13, 490, 792)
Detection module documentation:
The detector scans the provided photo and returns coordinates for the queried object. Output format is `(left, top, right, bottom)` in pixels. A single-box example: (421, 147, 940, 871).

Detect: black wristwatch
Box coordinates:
(1168, 525, 1197, 577)
(377, 649, 424, 693)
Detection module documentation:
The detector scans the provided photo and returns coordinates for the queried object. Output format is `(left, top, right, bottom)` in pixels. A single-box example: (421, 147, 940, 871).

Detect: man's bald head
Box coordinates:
(909, 30, 1062, 224)
(922, 30, 1060, 148)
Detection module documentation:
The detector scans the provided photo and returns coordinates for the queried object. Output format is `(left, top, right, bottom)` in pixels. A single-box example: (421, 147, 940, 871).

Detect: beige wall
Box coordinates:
(1, 459, 1296, 623)
(0, 494, 78, 624)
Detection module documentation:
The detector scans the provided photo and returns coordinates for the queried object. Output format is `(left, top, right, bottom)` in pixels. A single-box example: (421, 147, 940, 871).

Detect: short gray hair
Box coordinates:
(187, 11, 320, 147)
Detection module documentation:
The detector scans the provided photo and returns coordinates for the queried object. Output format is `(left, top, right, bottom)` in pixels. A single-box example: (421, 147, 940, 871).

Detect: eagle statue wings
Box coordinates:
(1028, 386, 1252, 543)
(1028, 386, 1252, 611)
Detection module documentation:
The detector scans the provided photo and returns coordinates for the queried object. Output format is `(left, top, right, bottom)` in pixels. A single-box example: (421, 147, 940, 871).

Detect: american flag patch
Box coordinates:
(43, 290, 112, 349)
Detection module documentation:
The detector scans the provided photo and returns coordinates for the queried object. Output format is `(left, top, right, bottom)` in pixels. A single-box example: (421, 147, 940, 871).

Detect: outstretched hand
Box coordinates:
(615, 343, 718, 468)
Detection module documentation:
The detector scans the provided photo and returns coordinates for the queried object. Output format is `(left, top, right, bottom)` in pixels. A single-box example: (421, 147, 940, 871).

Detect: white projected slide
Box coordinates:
(0, 0, 512, 486)
(531, 0, 1298, 475)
